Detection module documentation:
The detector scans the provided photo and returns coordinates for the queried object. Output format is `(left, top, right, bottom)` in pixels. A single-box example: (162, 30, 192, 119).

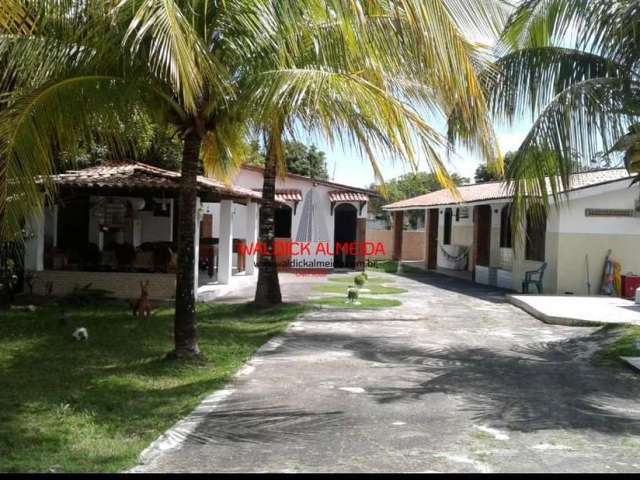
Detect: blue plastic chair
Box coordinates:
(522, 262, 547, 294)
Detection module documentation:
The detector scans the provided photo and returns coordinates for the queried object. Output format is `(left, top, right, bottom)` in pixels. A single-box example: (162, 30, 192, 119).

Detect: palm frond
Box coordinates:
(113, 0, 228, 113)
(0, 0, 33, 35)
(486, 46, 627, 123)
(0, 75, 161, 241)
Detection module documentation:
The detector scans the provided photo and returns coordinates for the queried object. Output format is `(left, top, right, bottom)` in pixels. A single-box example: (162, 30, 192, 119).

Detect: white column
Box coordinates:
(24, 208, 45, 271)
(218, 199, 233, 284)
(194, 197, 201, 291)
(245, 201, 259, 275)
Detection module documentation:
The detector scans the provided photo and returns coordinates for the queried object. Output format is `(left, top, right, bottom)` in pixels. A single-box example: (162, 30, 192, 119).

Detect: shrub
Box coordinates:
(354, 274, 367, 287)
(346, 285, 359, 303)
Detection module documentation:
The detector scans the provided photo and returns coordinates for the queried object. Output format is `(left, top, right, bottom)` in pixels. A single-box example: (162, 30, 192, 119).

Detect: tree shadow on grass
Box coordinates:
(0, 302, 301, 472)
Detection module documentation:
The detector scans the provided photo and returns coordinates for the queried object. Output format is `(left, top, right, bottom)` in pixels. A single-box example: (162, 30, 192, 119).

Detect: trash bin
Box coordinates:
(622, 275, 640, 299)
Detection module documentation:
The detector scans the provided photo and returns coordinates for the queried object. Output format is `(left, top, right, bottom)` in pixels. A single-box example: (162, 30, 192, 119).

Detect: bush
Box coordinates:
(354, 274, 367, 287)
(346, 285, 359, 302)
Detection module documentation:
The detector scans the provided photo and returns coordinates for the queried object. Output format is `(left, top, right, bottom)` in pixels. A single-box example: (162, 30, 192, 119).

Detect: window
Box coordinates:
(525, 206, 546, 261)
(274, 207, 292, 238)
(500, 204, 512, 248)
(443, 208, 453, 245)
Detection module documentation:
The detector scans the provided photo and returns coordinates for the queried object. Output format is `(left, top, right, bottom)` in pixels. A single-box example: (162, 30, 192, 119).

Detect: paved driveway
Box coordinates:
(134, 272, 640, 473)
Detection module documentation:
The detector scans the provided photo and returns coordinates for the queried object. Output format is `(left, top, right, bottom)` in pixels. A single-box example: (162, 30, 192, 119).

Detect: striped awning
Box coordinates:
(253, 189, 302, 203)
(275, 189, 303, 203)
(328, 190, 369, 203)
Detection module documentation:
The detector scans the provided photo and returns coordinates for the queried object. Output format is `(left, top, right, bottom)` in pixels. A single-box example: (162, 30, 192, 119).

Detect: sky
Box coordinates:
(307, 119, 534, 189)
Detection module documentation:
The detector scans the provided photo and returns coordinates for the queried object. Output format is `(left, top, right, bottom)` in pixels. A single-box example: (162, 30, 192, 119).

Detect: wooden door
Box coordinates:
(427, 208, 439, 270)
(200, 214, 213, 239)
(475, 205, 491, 267)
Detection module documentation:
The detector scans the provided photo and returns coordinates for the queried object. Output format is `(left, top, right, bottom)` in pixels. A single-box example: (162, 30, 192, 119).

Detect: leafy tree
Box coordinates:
(369, 172, 469, 228)
(283, 142, 329, 180)
(244, 140, 329, 179)
(474, 151, 514, 182)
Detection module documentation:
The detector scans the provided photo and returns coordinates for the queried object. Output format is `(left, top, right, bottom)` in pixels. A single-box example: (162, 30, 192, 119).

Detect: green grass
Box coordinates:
(327, 275, 387, 284)
(366, 261, 399, 273)
(309, 296, 401, 309)
(0, 301, 306, 473)
(593, 325, 640, 367)
(366, 261, 426, 276)
(314, 283, 408, 295)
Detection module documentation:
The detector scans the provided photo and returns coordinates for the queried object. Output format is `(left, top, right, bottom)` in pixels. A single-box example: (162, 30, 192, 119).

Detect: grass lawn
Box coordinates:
(327, 275, 387, 284)
(314, 283, 407, 295)
(366, 262, 426, 276)
(593, 325, 640, 367)
(310, 296, 401, 309)
(367, 261, 400, 273)
(0, 301, 306, 473)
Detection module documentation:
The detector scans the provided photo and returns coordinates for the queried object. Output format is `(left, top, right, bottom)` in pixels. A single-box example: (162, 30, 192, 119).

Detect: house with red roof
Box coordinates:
(22, 163, 374, 300)
(383, 169, 640, 296)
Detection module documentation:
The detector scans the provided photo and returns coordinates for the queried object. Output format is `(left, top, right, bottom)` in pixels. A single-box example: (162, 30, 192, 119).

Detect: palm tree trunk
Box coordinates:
(172, 129, 203, 360)
(254, 129, 283, 306)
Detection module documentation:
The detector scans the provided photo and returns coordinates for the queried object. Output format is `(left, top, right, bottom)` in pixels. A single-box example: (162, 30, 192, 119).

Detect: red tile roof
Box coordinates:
(252, 189, 303, 203)
(328, 190, 369, 202)
(383, 169, 633, 210)
(50, 163, 261, 201)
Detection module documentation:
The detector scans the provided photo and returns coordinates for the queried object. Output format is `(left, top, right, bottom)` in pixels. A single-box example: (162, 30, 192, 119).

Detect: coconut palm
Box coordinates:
(485, 0, 640, 225)
(248, 0, 511, 305)
(0, 0, 297, 359)
(0, 0, 508, 354)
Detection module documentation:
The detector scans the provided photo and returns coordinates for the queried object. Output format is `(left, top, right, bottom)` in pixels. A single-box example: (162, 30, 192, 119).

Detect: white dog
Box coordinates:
(72, 327, 88, 341)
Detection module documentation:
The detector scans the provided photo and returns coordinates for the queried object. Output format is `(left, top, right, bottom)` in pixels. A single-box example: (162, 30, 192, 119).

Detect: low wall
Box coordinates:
(401, 230, 426, 261)
(28, 270, 176, 300)
(366, 229, 393, 260)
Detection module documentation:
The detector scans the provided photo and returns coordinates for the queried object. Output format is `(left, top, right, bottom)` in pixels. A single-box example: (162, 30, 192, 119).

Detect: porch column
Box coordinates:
(194, 197, 201, 291)
(218, 199, 233, 284)
(24, 207, 45, 271)
(245, 201, 259, 275)
(489, 203, 502, 268)
(392, 210, 403, 261)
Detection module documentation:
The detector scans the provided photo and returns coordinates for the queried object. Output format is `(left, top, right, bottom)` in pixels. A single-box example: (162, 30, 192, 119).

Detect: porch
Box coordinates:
(24, 163, 262, 300)
(388, 200, 547, 293)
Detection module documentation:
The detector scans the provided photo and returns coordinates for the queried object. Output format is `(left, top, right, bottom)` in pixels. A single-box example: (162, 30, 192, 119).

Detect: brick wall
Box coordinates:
(401, 231, 426, 261)
(366, 229, 393, 260)
(28, 270, 176, 300)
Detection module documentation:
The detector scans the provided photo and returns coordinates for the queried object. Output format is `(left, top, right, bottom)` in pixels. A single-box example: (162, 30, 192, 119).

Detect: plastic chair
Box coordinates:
(522, 262, 547, 294)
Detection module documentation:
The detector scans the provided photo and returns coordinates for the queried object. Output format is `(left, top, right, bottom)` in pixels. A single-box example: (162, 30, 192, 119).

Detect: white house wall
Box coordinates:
(230, 169, 368, 267)
(552, 184, 640, 295)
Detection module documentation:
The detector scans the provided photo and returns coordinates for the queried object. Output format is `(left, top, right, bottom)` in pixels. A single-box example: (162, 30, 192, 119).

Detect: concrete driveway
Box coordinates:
(134, 272, 640, 473)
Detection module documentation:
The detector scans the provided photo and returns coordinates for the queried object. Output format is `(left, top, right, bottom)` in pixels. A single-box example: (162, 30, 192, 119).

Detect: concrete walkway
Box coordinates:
(509, 294, 640, 327)
(133, 272, 640, 473)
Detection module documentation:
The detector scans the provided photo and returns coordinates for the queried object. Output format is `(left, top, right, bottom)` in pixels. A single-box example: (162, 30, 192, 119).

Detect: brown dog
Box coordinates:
(132, 280, 152, 320)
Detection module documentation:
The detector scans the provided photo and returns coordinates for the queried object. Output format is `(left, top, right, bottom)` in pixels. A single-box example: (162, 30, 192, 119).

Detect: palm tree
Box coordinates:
(0, 0, 507, 353)
(249, 0, 511, 305)
(485, 0, 640, 225)
(0, 0, 298, 359)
